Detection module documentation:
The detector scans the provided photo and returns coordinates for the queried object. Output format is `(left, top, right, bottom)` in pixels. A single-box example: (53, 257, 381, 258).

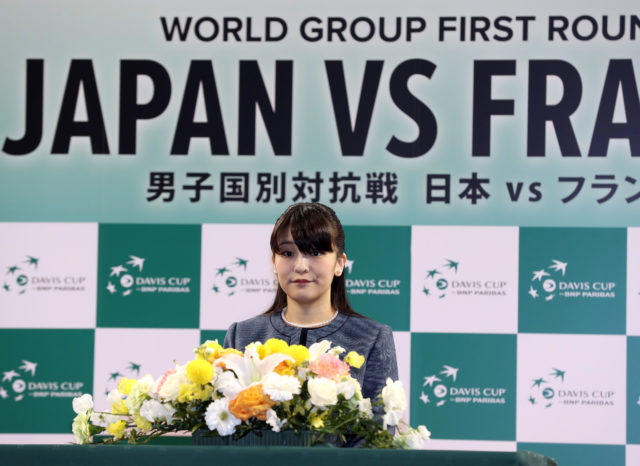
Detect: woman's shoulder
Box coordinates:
(343, 313, 392, 334)
(335, 313, 393, 346)
(225, 313, 286, 349)
(229, 314, 272, 332)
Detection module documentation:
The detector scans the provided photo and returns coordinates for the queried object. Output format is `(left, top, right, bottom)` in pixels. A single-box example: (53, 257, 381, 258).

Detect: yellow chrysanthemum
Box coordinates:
(196, 340, 223, 363)
(285, 345, 310, 366)
(111, 399, 128, 415)
(344, 351, 365, 369)
(177, 383, 196, 403)
(186, 358, 214, 385)
(106, 420, 126, 439)
(134, 414, 152, 431)
(117, 377, 137, 395)
(193, 383, 214, 401)
(258, 338, 289, 359)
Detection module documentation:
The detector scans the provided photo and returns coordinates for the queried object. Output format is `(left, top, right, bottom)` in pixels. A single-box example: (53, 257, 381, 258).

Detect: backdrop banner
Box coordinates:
(0, 1, 639, 464)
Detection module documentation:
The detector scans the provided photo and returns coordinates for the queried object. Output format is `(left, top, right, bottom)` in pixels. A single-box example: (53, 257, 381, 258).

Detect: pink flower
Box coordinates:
(309, 354, 350, 379)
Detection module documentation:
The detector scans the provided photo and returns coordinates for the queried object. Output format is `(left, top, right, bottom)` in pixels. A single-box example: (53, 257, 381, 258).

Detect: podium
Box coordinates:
(0, 445, 556, 466)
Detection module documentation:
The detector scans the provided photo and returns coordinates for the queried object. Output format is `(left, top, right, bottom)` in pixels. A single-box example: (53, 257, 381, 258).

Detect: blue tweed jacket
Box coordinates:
(223, 310, 398, 401)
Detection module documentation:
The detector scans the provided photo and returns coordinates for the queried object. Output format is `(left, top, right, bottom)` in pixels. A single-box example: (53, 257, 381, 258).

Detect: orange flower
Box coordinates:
(273, 360, 296, 376)
(228, 384, 275, 421)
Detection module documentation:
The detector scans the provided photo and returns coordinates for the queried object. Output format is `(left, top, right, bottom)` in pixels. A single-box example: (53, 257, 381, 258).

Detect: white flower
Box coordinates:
(261, 372, 301, 402)
(140, 399, 176, 424)
(308, 377, 338, 407)
(72, 394, 94, 415)
(135, 374, 155, 394)
(394, 425, 431, 449)
(297, 367, 310, 381)
(153, 365, 188, 401)
(204, 398, 241, 436)
(107, 388, 122, 404)
(382, 378, 407, 413)
(125, 384, 148, 413)
(266, 408, 286, 432)
(383, 409, 404, 429)
(220, 345, 293, 388)
(308, 340, 332, 361)
(90, 411, 119, 427)
(214, 370, 244, 399)
(417, 426, 431, 440)
(336, 378, 358, 400)
(357, 398, 373, 418)
(329, 346, 346, 356)
(72, 413, 91, 444)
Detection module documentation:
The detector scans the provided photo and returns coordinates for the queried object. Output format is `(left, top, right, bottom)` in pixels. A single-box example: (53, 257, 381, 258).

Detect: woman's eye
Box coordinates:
(281, 251, 293, 257)
(311, 251, 321, 257)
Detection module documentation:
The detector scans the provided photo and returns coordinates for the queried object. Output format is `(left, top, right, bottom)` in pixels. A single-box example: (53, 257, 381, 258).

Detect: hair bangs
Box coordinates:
(271, 204, 336, 255)
(289, 218, 334, 254)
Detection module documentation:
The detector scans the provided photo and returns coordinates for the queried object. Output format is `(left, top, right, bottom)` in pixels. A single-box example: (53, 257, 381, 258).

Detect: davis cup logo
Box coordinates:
(528, 259, 615, 301)
(1, 360, 84, 402)
(212, 257, 248, 296)
(345, 259, 401, 296)
(528, 368, 566, 408)
(107, 255, 145, 296)
(1, 360, 37, 401)
(528, 260, 567, 301)
(527, 367, 615, 409)
(420, 364, 459, 406)
(3, 255, 38, 295)
(212, 257, 275, 297)
(422, 260, 459, 299)
(419, 364, 507, 407)
(421, 259, 508, 299)
(3, 255, 86, 295)
(106, 255, 191, 297)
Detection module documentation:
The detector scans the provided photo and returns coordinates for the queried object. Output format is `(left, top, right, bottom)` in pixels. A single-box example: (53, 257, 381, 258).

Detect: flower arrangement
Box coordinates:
(71, 339, 430, 449)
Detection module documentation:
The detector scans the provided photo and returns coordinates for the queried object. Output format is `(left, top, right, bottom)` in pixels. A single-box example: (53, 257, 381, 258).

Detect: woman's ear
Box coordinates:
(335, 253, 347, 276)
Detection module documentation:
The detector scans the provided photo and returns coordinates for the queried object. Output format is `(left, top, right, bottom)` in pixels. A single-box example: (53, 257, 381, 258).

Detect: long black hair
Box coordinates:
(264, 202, 360, 316)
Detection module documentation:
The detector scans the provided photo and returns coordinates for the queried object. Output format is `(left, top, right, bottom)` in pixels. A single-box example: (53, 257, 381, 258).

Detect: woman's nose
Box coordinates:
(294, 255, 309, 272)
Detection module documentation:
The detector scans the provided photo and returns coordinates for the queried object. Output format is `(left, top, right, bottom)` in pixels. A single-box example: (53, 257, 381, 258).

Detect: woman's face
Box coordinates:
(273, 228, 345, 310)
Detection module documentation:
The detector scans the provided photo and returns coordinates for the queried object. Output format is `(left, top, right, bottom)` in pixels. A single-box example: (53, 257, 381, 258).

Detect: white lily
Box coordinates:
(219, 344, 294, 388)
(308, 340, 332, 361)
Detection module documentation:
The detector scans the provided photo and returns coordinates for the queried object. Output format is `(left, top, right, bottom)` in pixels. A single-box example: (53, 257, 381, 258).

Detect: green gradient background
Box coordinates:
(1, 1, 638, 225)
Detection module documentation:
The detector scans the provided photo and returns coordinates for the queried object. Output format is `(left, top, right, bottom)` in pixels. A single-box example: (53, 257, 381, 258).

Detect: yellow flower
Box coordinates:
(106, 420, 126, 439)
(177, 383, 196, 403)
(259, 338, 289, 359)
(196, 340, 223, 363)
(344, 351, 365, 369)
(219, 348, 243, 358)
(274, 361, 295, 376)
(111, 399, 128, 415)
(285, 345, 310, 366)
(134, 414, 152, 431)
(117, 377, 137, 395)
(310, 415, 324, 428)
(186, 358, 214, 385)
(193, 383, 214, 401)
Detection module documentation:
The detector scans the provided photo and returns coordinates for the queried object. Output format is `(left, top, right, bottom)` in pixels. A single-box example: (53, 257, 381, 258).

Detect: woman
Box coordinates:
(224, 202, 398, 402)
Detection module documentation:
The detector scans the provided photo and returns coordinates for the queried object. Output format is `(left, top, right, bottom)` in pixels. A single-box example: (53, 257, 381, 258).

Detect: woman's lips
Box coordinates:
(292, 279, 311, 283)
